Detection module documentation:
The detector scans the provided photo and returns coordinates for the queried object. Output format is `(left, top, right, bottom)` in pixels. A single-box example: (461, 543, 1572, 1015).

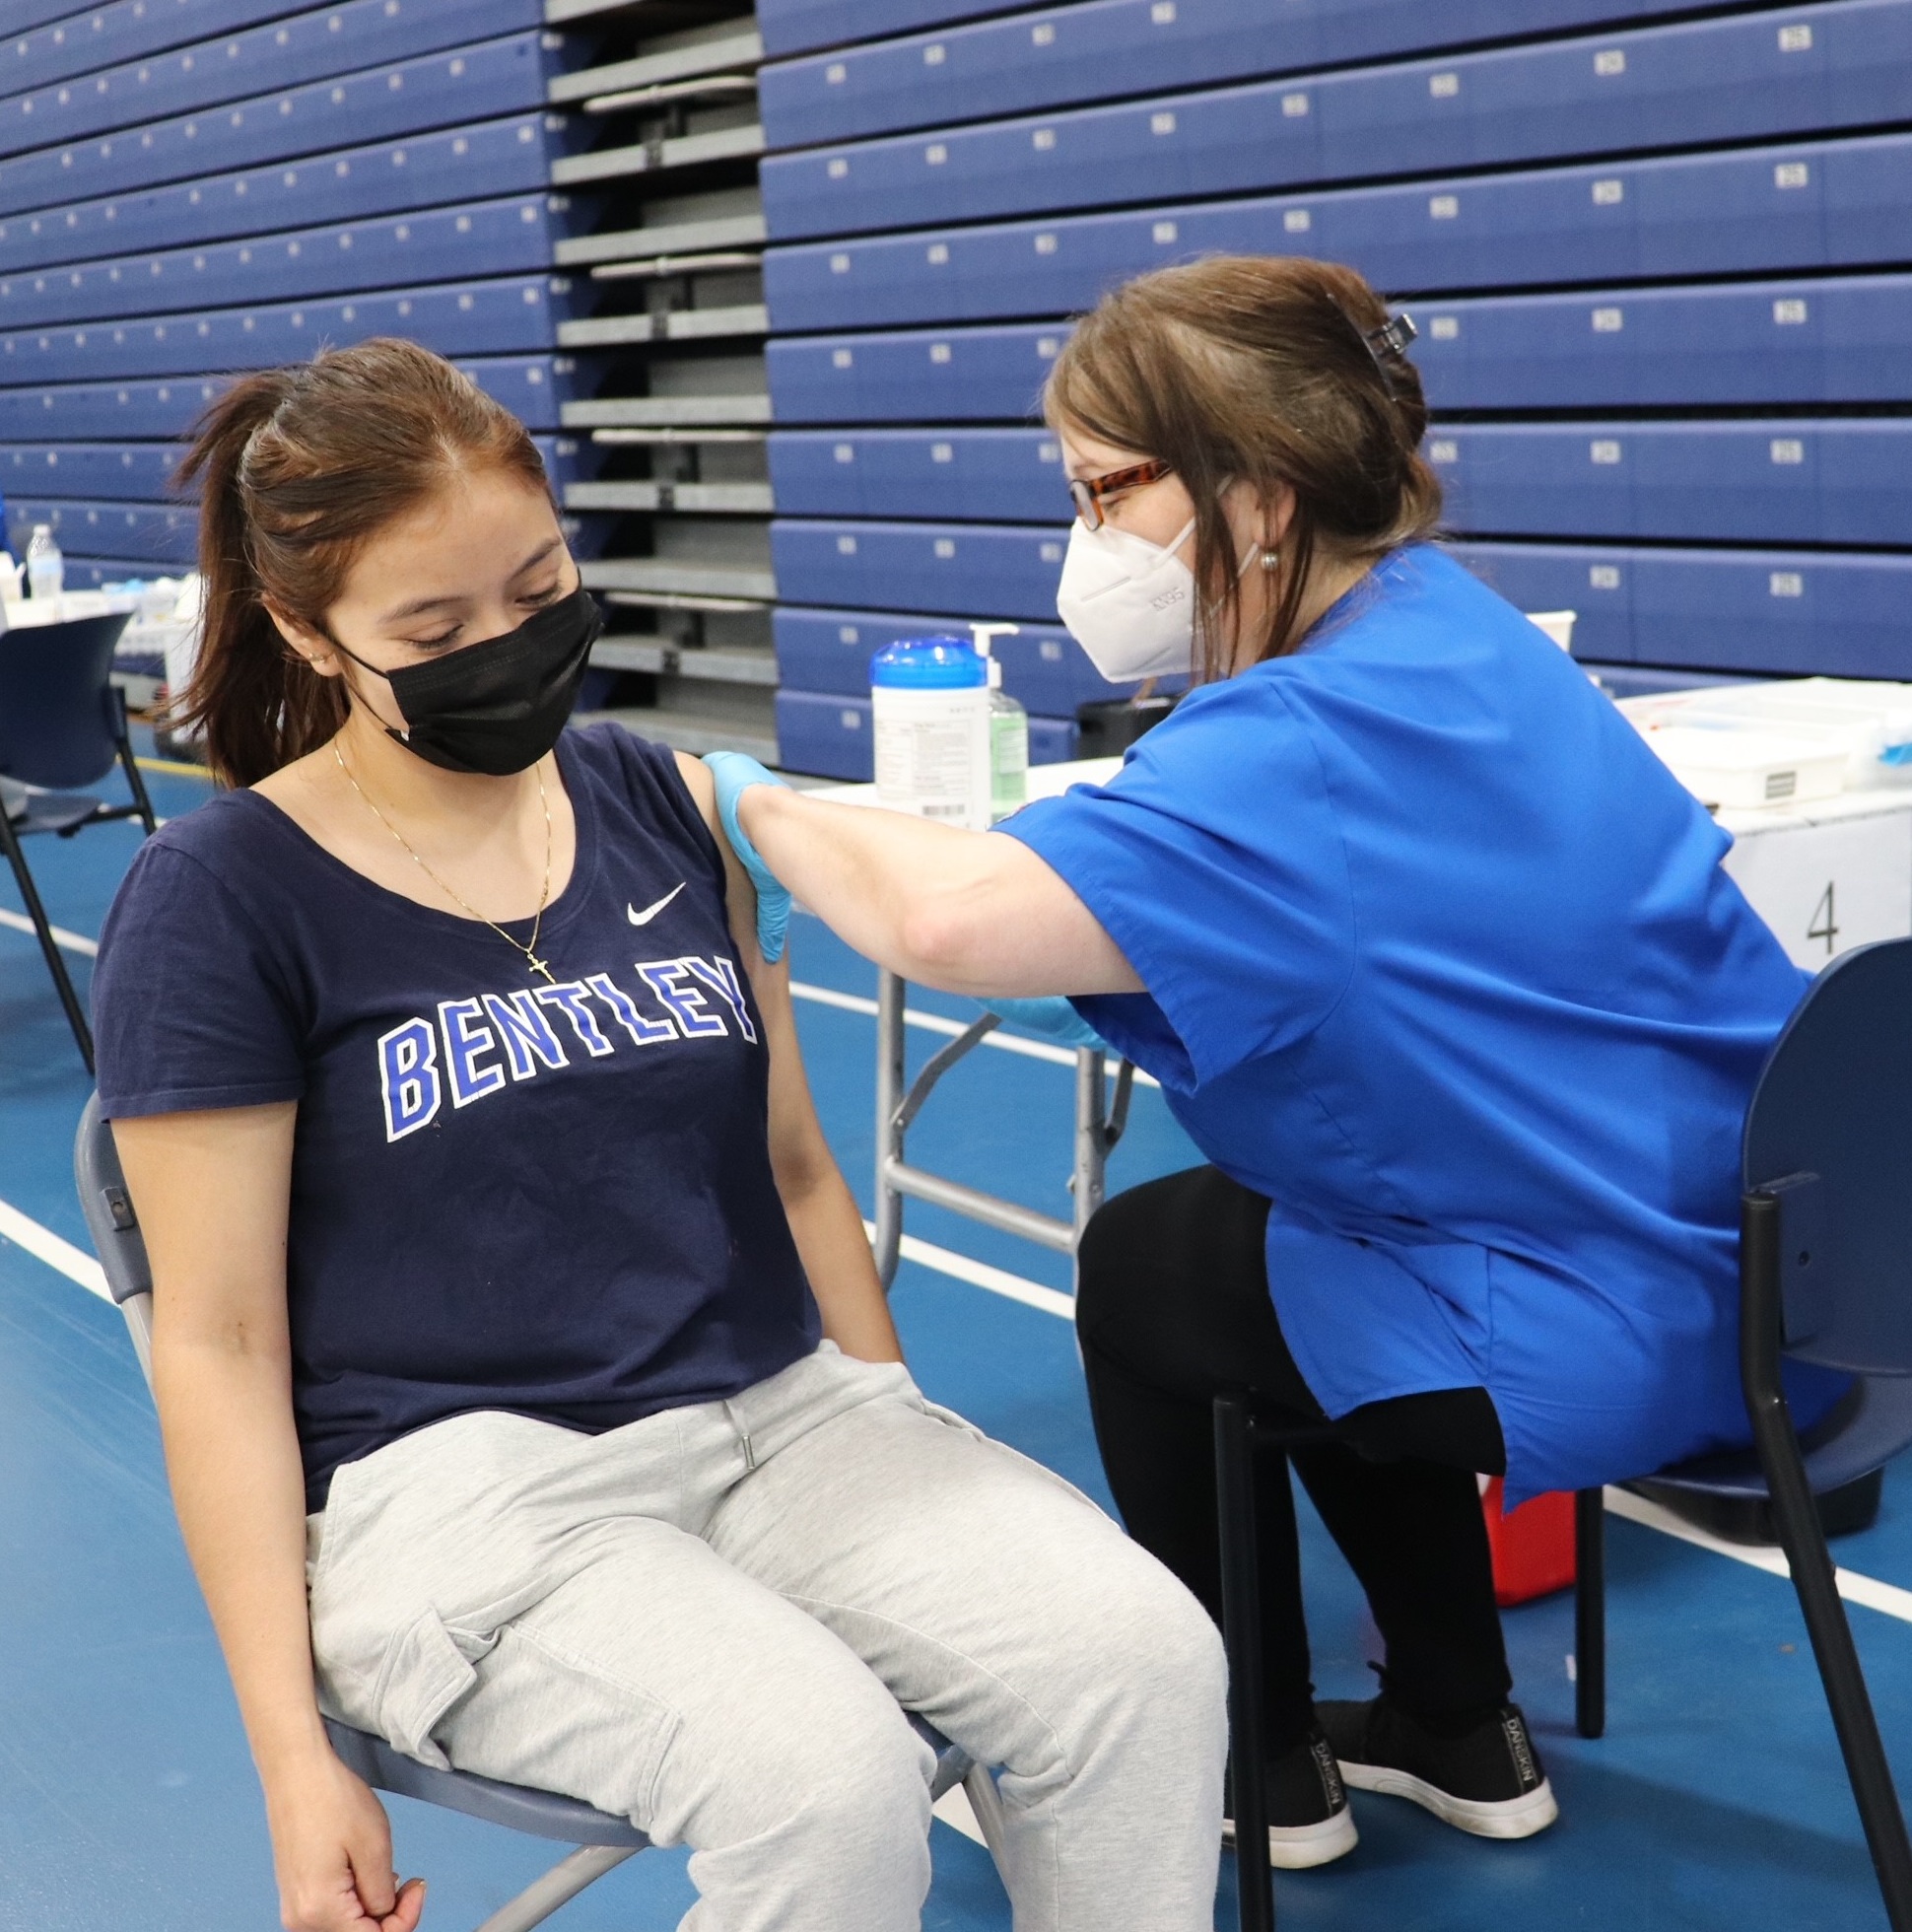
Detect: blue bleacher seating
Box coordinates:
(0, 115, 558, 278)
(775, 686, 874, 779)
(1414, 274, 1912, 410)
(772, 516, 1068, 619)
(759, 0, 1912, 241)
(0, 274, 571, 388)
(773, 421, 1912, 549)
(0, 194, 574, 331)
(764, 129, 1912, 333)
(770, 427, 1066, 521)
(0, 31, 561, 218)
(767, 271, 1912, 422)
(768, 323, 1064, 423)
(1454, 540, 1912, 679)
(774, 601, 1139, 713)
(761, 0, 1699, 149)
(0, 441, 182, 503)
(3, 497, 194, 568)
(0, 436, 580, 497)
(0, 355, 574, 443)
(755, 0, 1700, 63)
(1433, 421, 1912, 548)
(7, 0, 312, 96)
(58, 557, 176, 590)
(0, 0, 545, 160)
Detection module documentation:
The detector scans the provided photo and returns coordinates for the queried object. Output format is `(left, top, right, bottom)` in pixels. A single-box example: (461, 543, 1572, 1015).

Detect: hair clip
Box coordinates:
(1366, 312, 1418, 360)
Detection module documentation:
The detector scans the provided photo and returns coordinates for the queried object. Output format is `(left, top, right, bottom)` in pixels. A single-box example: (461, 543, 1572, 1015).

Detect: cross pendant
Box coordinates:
(526, 954, 556, 984)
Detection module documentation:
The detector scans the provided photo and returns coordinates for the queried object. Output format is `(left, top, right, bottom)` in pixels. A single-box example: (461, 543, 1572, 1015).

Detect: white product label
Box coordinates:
(1725, 812, 1912, 969)
(873, 687, 991, 829)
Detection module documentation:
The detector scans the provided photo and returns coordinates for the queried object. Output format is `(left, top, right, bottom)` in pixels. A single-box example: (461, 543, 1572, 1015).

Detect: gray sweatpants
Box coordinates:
(306, 1344, 1227, 1932)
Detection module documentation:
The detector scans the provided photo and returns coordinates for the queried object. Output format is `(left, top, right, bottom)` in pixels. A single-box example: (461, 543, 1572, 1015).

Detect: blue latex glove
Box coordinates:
(701, 751, 792, 964)
(986, 995, 1110, 1052)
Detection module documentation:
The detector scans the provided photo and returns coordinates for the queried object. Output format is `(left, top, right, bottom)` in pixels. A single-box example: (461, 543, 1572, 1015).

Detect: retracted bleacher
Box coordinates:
(756, 0, 1912, 775)
(0, 0, 603, 597)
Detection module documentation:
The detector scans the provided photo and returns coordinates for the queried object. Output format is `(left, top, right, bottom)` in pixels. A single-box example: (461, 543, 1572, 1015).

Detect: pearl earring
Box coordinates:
(1260, 548, 1280, 572)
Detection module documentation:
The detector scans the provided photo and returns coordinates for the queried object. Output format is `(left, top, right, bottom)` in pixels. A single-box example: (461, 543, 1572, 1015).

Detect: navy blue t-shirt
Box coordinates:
(93, 724, 820, 1507)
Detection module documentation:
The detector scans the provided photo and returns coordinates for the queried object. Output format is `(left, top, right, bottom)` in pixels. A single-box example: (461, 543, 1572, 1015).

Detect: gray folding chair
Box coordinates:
(0, 611, 157, 1071)
(75, 1093, 994, 1932)
(1217, 937, 1912, 1932)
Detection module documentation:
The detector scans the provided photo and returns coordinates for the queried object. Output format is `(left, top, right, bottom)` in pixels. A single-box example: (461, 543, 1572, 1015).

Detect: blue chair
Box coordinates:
(1218, 937, 1912, 1932)
(73, 1094, 987, 1932)
(0, 612, 157, 1071)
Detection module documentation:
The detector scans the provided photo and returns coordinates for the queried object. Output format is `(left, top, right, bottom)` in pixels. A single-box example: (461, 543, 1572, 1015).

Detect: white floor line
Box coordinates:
(0, 907, 99, 957)
(0, 1196, 109, 1300)
(865, 1220, 1076, 1321)
(933, 1782, 989, 1846)
(791, 979, 1159, 1086)
(1605, 1483, 1912, 1624)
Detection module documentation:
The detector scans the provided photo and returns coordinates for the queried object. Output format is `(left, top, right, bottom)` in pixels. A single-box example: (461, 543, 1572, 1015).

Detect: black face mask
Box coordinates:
(334, 586, 603, 776)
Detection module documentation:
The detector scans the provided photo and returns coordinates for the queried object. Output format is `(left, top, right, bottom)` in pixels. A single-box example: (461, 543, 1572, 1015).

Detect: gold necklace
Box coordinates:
(333, 742, 558, 984)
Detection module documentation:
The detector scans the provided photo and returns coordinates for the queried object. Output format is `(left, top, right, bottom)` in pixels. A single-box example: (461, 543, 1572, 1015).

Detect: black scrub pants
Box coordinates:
(1075, 1166, 1515, 1758)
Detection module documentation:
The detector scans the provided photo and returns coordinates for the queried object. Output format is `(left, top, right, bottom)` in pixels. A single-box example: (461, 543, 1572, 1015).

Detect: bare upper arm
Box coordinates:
(111, 1102, 299, 1354)
(671, 752, 829, 1179)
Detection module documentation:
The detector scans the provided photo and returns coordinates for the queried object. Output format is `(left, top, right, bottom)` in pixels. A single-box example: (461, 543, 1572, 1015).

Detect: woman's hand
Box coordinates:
(700, 751, 792, 962)
(265, 1748, 426, 1932)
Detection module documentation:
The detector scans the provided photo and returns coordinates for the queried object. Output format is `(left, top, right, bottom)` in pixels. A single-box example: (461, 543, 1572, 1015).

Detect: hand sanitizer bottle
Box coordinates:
(970, 623, 1028, 822)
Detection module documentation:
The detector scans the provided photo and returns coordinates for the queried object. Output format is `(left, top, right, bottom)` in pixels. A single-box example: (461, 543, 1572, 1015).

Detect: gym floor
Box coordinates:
(1, 731, 1908, 1931)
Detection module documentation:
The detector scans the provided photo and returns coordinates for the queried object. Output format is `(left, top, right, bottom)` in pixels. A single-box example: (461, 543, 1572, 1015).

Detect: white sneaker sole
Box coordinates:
(1336, 1762, 1559, 1839)
(1221, 1804, 1360, 1870)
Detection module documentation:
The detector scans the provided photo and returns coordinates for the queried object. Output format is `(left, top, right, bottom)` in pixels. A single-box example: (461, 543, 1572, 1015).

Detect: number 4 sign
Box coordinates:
(1723, 807, 1912, 971)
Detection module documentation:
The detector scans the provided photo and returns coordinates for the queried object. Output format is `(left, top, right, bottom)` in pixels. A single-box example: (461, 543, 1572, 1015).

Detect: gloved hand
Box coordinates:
(986, 995, 1109, 1052)
(701, 751, 792, 964)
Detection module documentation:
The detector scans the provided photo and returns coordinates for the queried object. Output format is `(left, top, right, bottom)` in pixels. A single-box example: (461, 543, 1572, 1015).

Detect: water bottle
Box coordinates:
(869, 635, 991, 830)
(26, 523, 62, 605)
(970, 623, 1028, 823)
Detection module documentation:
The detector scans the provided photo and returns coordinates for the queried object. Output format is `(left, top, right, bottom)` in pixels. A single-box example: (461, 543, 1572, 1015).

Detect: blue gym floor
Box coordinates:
(2, 729, 1909, 1930)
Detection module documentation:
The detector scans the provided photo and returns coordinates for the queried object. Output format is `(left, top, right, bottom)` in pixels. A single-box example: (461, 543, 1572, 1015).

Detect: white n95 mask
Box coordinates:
(1056, 516, 1197, 682)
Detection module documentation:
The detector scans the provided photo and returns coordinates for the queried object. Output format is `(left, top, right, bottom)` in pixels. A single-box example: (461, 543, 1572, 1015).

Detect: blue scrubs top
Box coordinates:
(1002, 544, 1821, 1504)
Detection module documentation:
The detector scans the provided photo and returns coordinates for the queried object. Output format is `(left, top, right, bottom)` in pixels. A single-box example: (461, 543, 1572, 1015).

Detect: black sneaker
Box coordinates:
(1318, 1696, 1558, 1839)
(1222, 1723, 1359, 1869)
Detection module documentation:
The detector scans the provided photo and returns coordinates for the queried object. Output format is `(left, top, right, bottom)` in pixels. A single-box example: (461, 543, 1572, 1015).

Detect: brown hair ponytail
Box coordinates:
(1044, 255, 1443, 681)
(171, 337, 550, 787)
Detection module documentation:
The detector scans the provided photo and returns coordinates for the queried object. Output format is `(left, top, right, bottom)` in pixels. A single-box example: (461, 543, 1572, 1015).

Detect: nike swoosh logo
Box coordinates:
(627, 883, 686, 927)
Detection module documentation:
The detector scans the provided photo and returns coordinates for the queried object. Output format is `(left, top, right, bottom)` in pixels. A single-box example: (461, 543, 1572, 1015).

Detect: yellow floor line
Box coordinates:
(134, 756, 213, 779)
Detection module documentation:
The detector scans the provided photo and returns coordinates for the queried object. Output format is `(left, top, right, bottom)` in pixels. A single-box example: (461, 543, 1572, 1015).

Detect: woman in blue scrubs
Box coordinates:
(704, 256, 1815, 1872)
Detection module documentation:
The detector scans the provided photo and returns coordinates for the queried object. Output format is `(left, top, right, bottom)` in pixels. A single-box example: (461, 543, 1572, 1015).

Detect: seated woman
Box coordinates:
(93, 337, 1225, 1932)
